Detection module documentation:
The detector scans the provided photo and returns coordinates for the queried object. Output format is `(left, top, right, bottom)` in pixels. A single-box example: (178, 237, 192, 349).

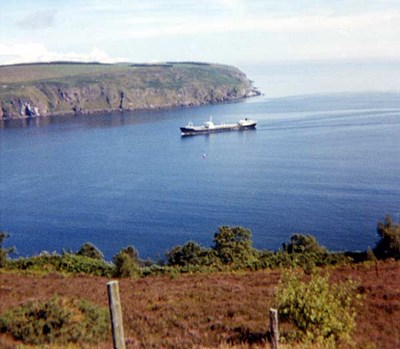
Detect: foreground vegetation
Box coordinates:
(0, 260, 399, 349)
(0, 297, 109, 346)
(0, 215, 398, 348)
(276, 271, 360, 347)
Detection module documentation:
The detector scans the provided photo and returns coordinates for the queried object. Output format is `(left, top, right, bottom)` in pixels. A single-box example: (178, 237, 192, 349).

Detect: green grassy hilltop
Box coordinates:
(0, 62, 259, 119)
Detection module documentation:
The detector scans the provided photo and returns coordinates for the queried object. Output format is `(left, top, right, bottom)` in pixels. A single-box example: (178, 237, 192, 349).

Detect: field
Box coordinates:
(0, 62, 125, 85)
(0, 62, 240, 87)
(0, 260, 399, 349)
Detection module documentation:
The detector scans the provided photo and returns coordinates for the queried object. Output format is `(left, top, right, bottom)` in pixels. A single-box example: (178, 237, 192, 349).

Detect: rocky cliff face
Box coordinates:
(0, 62, 260, 120)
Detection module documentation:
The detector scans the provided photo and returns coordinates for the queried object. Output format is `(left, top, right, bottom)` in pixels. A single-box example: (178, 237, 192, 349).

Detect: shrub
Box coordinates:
(366, 247, 377, 262)
(164, 231, 351, 273)
(57, 253, 114, 276)
(113, 246, 140, 277)
(0, 232, 15, 268)
(374, 215, 400, 260)
(0, 296, 110, 345)
(140, 264, 169, 277)
(76, 242, 104, 260)
(166, 241, 215, 267)
(279, 234, 350, 272)
(283, 234, 327, 254)
(275, 270, 359, 345)
(7, 253, 114, 277)
(212, 226, 257, 268)
(254, 248, 350, 273)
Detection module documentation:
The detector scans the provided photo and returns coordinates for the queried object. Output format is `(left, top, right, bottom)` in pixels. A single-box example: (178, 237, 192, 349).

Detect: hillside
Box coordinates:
(0, 261, 399, 349)
(1, 223, 399, 348)
(0, 62, 260, 119)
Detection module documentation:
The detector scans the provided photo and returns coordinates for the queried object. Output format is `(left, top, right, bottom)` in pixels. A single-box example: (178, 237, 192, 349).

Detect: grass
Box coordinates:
(0, 63, 127, 85)
(0, 260, 399, 348)
(0, 62, 242, 86)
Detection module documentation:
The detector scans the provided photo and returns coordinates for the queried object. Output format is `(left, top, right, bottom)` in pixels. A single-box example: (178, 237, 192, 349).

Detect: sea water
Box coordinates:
(1, 92, 399, 260)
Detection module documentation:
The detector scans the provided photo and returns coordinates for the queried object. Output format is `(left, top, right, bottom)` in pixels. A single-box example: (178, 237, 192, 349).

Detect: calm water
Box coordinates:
(1, 92, 400, 260)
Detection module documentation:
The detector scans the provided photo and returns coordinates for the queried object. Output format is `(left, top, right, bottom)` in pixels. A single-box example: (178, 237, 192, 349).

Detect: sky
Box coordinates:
(1, 0, 399, 66)
(1, 0, 399, 96)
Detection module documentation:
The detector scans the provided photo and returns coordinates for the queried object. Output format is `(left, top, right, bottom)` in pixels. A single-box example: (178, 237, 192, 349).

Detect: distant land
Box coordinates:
(0, 62, 260, 120)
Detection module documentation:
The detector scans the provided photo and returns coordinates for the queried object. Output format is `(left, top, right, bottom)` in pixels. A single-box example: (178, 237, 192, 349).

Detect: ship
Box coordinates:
(180, 117, 256, 136)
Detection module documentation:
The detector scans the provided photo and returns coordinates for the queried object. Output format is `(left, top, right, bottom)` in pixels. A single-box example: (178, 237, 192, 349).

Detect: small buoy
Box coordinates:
(203, 153, 207, 159)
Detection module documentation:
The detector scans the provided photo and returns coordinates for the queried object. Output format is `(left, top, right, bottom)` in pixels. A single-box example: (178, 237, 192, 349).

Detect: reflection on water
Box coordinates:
(1, 109, 178, 130)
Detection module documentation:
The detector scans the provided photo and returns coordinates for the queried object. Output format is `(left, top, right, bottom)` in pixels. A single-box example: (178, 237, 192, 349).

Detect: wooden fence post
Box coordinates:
(269, 308, 279, 349)
(107, 281, 126, 349)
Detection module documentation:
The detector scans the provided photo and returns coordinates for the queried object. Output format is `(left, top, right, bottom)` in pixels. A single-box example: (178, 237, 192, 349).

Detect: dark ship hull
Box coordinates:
(180, 119, 256, 136)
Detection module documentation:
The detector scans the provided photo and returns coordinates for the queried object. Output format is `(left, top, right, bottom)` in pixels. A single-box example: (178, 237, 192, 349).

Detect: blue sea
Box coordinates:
(1, 91, 400, 260)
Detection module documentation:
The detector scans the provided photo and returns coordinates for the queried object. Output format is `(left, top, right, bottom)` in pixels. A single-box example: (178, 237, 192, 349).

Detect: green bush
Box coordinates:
(8, 253, 114, 276)
(282, 234, 336, 272)
(212, 226, 257, 268)
(140, 264, 169, 277)
(0, 232, 15, 268)
(76, 242, 104, 260)
(57, 253, 114, 276)
(113, 246, 140, 277)
(275, 270, 359, 345)
(166, 241, 216, 267)
(374, 215, 400, 260)
(0, 296, 110, 345)
(283, 234, 327, 254)
(254, 248, 349, 273)
(164, 231, 351, 273)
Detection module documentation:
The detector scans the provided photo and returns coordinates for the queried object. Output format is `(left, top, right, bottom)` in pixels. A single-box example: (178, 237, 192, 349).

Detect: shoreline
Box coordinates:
(0, 92, 260, 123)
(0, 62, 261, 121)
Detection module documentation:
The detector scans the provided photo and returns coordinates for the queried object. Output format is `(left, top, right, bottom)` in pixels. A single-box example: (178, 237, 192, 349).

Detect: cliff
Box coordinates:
(0, 62, 260, 119)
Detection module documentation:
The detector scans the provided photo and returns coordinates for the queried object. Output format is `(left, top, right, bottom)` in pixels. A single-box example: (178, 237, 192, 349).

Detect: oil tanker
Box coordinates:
(180, 117, 256, 136)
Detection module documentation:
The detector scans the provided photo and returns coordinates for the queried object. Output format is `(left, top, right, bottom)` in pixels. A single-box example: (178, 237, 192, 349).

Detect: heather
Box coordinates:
(0, 216, 399, 348)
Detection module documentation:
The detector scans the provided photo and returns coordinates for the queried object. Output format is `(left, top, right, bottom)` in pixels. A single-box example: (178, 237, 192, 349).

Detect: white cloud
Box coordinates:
(125, 10, 400, 38)
(15, 9, 57, 30)
(0, 44, 127, 65)
(1, 4, 399, 65)
(115, 9, 400, 62)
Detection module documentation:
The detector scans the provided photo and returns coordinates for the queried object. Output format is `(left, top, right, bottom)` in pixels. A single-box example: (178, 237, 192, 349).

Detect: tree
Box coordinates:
(0, 231, 15, 268)
(166, 241, 213, 267)
(76, 243, 104, 260)
(374, 215, 400, 260)
(283, 234, 327, 254)
(113, 246, 140, 277)
(212, 226, 256, 267)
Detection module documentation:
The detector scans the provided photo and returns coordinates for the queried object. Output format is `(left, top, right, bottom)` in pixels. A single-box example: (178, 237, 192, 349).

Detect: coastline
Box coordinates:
(0, 91, 261, 122)
(0, 94, 261, 129)
(0, 62, 261, 120)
